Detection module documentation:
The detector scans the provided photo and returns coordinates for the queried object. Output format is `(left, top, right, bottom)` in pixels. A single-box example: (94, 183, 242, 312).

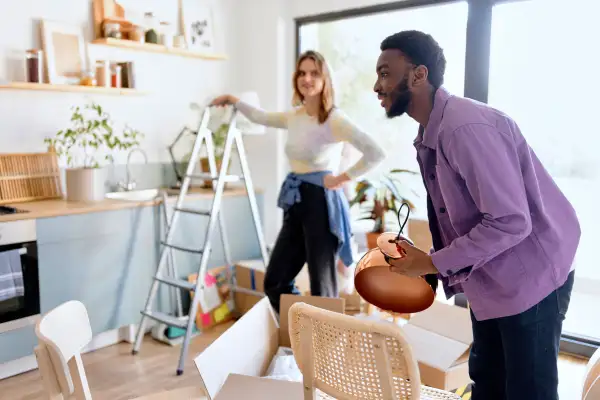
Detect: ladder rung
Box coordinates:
(188, 173, 243, 183)
(175, 207, 210, 216)
(141, 311, 188, 329)
(161, 241, 203, 254)
(155, 276, 196, 291)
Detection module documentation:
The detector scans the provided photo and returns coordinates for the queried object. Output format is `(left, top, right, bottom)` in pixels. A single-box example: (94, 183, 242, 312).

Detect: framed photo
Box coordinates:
(40, 20, 88, 85)
(180, 0, 215, 52)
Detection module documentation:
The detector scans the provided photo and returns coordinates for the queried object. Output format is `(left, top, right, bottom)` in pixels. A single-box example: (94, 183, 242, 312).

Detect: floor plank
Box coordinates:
(0, 321, 589, 400)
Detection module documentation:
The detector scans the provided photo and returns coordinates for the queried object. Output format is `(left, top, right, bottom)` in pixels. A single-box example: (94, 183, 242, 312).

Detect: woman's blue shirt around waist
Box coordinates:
(276, 171, 354, 266)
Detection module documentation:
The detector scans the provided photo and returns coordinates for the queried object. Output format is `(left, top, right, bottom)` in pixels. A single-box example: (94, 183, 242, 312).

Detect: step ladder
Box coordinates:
(131, 105, 270, 375)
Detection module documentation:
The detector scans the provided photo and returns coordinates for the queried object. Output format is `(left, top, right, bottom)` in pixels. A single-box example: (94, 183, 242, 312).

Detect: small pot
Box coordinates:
(65, 167, 107, 202)
(199, 157, 229, 189)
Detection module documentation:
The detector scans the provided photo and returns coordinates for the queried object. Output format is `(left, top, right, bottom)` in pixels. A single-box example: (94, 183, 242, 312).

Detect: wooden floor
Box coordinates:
(0, 321, 590, 400)
(0, 322, 233, 400)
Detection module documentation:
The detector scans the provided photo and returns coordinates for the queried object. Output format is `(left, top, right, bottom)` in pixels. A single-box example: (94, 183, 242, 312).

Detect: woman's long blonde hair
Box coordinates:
(292, 50, 335, 124)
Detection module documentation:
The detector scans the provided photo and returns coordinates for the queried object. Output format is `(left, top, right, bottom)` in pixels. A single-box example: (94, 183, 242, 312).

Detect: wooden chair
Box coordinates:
(582, 347, 600, 399)
(34, 300, 205, 400)
(289, 302, 461, 400)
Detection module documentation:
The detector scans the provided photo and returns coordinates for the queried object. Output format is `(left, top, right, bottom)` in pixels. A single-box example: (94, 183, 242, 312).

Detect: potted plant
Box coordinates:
(349, 169, 419, 249)
(44, 102, 143, 202)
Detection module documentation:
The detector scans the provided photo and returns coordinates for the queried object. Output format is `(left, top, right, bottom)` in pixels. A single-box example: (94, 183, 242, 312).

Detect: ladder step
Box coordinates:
(175, 207, 210, 216)
(161, 241, 203, 254)
(188, 173, 243, 183)
(141, 311, 189, 329)
(155, 276, 196, 291)
(231, 286, 265, 297)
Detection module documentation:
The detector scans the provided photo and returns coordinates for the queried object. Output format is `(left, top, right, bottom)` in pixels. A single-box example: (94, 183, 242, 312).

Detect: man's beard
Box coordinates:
(386, 76, 412, 119)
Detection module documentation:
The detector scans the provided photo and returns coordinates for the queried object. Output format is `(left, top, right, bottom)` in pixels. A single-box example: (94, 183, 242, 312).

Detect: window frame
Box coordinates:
(294, 0, 598, 358)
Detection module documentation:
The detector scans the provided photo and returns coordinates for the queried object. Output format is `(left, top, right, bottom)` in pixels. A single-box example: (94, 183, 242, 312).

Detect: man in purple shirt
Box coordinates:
(374, 30, 580, 399)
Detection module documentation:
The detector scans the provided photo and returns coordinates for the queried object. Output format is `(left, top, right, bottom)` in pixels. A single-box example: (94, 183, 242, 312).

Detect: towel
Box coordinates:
(0, 249, 24, 301)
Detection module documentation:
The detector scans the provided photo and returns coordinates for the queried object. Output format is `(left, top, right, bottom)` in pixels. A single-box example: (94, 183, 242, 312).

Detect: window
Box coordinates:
(297, 0, 600, 357)
(489, 0, 600, 343)
(298, 2, 469, 219)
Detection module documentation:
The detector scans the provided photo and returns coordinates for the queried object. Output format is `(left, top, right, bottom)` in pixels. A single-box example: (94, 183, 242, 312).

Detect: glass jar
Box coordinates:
(144, 12, 159, 44)
(80, 70, 97, 87)
(25, 49, 43, 83)
(159, 21, 173, 47)
(103, 22, 122, 39)
(128, 25, 146, 43)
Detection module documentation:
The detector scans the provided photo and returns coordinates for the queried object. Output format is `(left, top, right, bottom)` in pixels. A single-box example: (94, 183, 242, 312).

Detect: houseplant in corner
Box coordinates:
(44, 101, 143, 202)
(349, 169, 418, 249)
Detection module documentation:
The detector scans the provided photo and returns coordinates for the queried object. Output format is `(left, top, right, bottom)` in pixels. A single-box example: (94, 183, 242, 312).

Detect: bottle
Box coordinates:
(25, 49, 43, 83)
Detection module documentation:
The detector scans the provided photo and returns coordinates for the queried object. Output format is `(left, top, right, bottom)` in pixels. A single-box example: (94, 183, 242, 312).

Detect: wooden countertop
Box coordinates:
(0, 186, 252, 222)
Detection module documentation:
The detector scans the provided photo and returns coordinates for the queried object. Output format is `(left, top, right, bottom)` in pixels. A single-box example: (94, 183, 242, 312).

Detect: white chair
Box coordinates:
(289, 302, 462, 400)
(582, 347, 600, 399)
(34, 300, 205, 400)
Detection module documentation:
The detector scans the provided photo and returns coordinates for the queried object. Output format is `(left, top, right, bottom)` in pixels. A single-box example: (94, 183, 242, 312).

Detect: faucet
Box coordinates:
(117, 148, 148, 191)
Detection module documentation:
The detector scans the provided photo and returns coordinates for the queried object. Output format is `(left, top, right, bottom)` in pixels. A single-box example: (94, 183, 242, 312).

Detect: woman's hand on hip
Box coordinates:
(210, 94, 239, 107)
(323, 173, 350, 190)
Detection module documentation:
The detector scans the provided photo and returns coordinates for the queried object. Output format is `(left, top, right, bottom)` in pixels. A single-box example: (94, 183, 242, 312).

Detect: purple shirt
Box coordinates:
(417, 87, 581, 321)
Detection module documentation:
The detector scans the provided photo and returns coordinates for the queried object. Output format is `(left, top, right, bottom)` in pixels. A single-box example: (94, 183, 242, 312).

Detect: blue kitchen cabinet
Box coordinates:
(0, 193, 264, 366)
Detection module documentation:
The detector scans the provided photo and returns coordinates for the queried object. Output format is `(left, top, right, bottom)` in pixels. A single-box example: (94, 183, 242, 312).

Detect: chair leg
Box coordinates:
(303, 384, 317, 400)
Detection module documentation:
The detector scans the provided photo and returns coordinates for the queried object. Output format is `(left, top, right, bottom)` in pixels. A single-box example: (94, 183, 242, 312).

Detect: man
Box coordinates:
(374, 30, 580, 399)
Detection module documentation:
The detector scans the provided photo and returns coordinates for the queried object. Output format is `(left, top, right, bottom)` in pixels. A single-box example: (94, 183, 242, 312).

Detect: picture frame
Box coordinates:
(40, 20, 88, 85)
(180, 0, 215, 52)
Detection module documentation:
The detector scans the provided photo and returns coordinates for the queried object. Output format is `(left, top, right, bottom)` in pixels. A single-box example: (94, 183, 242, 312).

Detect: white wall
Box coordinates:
(0, 0, 401, 245)
(227, 0, 404, 244)
(0, 0, 236, 165)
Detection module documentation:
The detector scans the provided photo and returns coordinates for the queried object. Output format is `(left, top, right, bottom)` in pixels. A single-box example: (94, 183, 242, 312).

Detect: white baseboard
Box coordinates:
(0, 322, 155, 381)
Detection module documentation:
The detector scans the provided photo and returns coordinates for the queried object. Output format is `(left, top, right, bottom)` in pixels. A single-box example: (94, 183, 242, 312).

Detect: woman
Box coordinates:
(211, 50, 385, 313)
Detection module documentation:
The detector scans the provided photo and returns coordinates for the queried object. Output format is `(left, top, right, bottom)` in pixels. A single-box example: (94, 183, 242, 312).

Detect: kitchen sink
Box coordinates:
(105, 189, 160, 202)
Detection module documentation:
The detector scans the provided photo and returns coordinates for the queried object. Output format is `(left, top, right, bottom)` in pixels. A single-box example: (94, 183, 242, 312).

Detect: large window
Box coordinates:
(297, 0, 600, 357)
(488, 0, 600, 344)
(298, 2, 468, 219)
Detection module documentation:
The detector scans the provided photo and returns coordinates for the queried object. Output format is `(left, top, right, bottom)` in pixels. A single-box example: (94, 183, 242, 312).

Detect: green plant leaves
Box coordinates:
(350, 169, 419, 232)
(45, 101, 144, 169)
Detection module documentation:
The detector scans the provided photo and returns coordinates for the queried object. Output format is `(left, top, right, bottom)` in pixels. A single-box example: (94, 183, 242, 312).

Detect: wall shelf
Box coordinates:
(91, 38, 228, 61)
(0, 82, 147, 96)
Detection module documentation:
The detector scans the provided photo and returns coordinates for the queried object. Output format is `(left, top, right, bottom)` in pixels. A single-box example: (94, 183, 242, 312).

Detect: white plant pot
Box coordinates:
(65, 167, 107, 202)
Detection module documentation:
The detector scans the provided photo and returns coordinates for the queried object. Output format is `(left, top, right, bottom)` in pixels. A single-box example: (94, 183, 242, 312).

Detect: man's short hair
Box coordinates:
(380, 30, 446, 89)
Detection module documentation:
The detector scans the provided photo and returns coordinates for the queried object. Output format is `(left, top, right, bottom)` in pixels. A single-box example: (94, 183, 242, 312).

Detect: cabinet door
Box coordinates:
(37, 207, 160, 334)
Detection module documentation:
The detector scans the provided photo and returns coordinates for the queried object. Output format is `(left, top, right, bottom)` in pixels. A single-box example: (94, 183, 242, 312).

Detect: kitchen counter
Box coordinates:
(0, 186, 252, 222)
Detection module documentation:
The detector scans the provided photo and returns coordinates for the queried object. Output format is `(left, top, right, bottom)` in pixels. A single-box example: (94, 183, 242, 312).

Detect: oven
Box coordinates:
(0, 215, 40, 333)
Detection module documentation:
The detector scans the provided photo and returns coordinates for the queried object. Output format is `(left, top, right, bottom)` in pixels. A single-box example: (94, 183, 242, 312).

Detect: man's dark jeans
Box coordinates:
(469, 270, 574, 400)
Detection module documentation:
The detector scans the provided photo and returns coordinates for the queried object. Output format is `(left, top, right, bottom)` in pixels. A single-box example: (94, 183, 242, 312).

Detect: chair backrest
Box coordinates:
(288, 302, 422, 400)
(583, 347, 600, 399)
(35, 300, 94, 400)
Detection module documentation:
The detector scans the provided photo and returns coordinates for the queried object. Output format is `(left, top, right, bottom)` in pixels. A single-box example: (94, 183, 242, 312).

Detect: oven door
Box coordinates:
(0, 220, 40, 333)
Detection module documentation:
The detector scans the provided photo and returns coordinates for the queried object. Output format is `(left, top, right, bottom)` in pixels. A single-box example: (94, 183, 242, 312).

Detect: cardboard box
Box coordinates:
(233, 259, 311, 316)
(401, 301, 473, 391)
(233, 259, 265, 316)
(194, 294, 345, 399)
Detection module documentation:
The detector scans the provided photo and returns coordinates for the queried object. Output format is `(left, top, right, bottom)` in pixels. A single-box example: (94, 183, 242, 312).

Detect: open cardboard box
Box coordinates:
(233, 259, 311, 316)
(401, 301, 473, 390)
(195, 294, 345, 400)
